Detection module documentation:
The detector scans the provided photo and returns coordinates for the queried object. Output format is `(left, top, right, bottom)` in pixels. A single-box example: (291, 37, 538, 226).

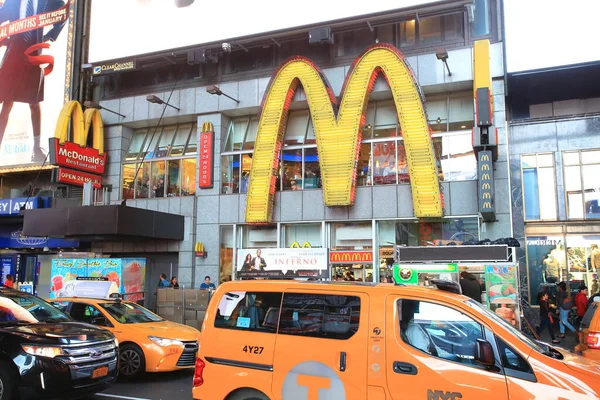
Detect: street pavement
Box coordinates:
(86, 370, 195, 400)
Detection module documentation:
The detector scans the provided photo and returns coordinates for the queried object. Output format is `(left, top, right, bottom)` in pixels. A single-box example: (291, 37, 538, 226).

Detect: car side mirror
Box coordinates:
(474, 338, 495, 367)
(91, 316, 109, 326)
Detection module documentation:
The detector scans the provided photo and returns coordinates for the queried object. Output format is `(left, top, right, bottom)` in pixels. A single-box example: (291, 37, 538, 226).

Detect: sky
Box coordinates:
(87, 0, 600, 72)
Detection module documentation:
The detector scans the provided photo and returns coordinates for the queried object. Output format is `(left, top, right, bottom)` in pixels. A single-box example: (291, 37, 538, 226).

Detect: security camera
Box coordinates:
(222, 42, 232, 53)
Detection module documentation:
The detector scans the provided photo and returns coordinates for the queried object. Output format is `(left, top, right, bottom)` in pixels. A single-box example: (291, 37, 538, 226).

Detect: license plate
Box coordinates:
(92, 366, 108, 379)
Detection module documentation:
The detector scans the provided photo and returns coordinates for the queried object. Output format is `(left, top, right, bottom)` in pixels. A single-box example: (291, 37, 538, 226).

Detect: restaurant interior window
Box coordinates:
(399, 19, 416, 47)
(220, 226, 234, 283)
(419, 15, 442, 45)
(472, 0, 491, 37)
(121, 123, 197, 199)
(181, 158, 196, 196)
(373, 141, 397, 185)
(240, 154, 252, 193)
(282, 149, 303, 190)
(282, 223, 322, 248)
(564, 150, 600, 220)
(167, 160, 180, 197)
(377, 24, 395, 45)
(357, 143, 372, 187)
(242, 119, 259, 150)
(222, 155, 240, 194)
(224, 119, 248, 152)
(331, 222, 373, 282)
(284, 111, 309, 146)
(304, 148, 321, 189)
(398, 12, 464, 48)
(521, 154, 557, 221)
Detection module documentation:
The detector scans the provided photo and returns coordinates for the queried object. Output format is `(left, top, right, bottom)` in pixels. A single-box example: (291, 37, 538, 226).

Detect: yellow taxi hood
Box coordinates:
(130, 320, 200, 340)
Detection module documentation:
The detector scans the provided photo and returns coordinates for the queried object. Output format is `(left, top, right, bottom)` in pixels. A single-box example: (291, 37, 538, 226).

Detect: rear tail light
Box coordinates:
(586, 332, 600, 349)
(193, 358, 205, 387)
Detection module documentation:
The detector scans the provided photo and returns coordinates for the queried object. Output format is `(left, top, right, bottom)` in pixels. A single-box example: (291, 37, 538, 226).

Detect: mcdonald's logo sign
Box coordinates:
(481, 173, 491, 181)
(246, 44, 442, 223)
(482, 183, 491, 190)
(290, 241, 312, 248)
(329, 251, 373, 264)
(50, 100, 106, 175)
(477, 150, 495, 219)
(483, 192, 491, 199)
(195, 242, 207, 258)
(480, 153, 490, 162)
(481, 164, 490, 171)
(483, 202, 492, 209)
(199, 122, 215, 189)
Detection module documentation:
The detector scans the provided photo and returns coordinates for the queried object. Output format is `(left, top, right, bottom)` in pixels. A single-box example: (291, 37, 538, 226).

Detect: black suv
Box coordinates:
(0, 287, 118, 399)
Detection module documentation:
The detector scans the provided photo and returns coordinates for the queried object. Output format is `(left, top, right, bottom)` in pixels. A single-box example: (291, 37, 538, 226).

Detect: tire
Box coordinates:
(118, 344, 146, 379)
(227, 389, 269, 400)
(0, 360, 19, 400)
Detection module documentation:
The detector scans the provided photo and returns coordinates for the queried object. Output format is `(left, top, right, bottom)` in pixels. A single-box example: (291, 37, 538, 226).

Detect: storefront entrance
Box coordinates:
(332, 263, 374, 282)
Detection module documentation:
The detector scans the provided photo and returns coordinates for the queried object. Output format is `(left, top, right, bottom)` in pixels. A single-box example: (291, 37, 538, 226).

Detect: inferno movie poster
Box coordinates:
(0, 0, 72, 168)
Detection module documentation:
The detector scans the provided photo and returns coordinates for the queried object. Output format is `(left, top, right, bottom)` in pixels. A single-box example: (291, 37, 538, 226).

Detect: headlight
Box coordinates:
(113, 337, 119, 347)
(22, 345, 64, 358)
(148, 336, 184, 347)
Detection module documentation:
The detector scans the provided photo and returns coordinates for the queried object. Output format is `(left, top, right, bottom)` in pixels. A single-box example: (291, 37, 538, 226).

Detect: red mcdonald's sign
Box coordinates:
(329, 251, 373, 264)
(199, 122, 214, 189)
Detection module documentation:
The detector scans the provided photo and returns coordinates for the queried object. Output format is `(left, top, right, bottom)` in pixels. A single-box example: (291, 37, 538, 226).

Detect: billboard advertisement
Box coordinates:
(236, 248, 328, 279)
(88, 0, 441, 63)
(0, 0, 73, 168)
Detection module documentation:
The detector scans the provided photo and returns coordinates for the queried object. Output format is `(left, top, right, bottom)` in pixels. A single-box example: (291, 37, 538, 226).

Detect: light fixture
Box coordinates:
(436, 117, 442, 124)
(435, 49, 452, 76)
(206, 85, 240, 103)
(146, 95, 180, 111)
(84, 101, 126, 118)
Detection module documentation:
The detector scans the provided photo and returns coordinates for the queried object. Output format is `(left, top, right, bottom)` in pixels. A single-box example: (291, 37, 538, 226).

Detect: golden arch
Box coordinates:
(246, 44, 442, 223)
(54, 100, 105, 154)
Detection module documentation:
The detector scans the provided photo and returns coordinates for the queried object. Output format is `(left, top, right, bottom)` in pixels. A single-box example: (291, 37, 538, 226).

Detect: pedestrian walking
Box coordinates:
(556, 282, 576, 338)
(537, 291, 560, 344)
(575, 285, 589, 328)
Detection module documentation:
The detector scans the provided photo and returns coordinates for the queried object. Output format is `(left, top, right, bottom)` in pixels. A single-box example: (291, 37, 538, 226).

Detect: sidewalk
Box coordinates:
(536, 327, 579, 352)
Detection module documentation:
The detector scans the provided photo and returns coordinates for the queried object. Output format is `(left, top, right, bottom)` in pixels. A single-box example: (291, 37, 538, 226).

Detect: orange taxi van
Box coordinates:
(192, 280, 600, 400)
(575, 300, 600, 362)
(50, 295, 201, 378)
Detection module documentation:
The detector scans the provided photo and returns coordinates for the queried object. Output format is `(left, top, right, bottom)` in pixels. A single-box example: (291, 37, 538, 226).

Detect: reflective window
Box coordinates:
(222, 155, 240, 194)
(122, 164, 135, 200)
(150, 161, 166, 198)
(170, 124, 193, 157)
(156, 125, 176, 158)
(357, 143, 372, 187)
(126, 130, 147, 161)
(167, 160, 181, 197)
(495, 337, 534, 376)
(220, 226, 234, 283)
(303, 148, 321, 189)
(399, 13, 464, 48)
(278, 293, 361, 340)
(242, 225, 278, 248)
(563, 151, 600, 220)
(521, 153, 557, 221)
(282, 223, 322, 248)
(282, 149, 302, 191)
(525, 236, 564, 305)
(181, 158, 196, 196)
(472, 0, 491, 37)
(335, 27, 375, 58)
(214, 291, 283, 332)
(398, 299, 483, 366)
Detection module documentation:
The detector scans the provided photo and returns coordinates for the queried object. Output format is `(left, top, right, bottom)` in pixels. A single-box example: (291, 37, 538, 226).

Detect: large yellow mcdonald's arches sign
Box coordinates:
(246, 44, 443, 224)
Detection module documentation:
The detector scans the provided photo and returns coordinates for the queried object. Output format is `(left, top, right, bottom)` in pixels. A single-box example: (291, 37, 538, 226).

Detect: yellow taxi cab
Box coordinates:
(575, 299, 600, 362)
(192, 279, 600, 400)
(48, 283, 200, 378)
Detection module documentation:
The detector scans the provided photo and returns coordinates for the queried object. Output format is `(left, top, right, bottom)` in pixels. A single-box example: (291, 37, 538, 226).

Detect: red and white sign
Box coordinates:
(49, 138, 107, 175)
(54, 167, 102, 189)
(199, 130, 214, 188)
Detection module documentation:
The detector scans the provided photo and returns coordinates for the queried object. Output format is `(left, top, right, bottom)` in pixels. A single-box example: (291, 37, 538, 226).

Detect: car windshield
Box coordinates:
(0, 291, 71, 324)
(100, 302, 162, 324)
(466, 299, 546, 355)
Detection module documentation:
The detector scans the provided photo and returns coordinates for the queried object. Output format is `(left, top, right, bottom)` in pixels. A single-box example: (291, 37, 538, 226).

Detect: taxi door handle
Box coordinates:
(393, 361, 417, 375)
(339, 352, 347, 372)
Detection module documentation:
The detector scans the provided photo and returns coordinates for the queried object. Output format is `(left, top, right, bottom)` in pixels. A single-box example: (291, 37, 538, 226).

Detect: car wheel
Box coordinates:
(0, 360, 19, 400)
(227, 389, 269, 400)
(119, 344, 146, 378)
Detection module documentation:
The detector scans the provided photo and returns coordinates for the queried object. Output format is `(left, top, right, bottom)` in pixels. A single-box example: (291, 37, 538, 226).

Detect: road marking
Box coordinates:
(96, 394, 152, 400)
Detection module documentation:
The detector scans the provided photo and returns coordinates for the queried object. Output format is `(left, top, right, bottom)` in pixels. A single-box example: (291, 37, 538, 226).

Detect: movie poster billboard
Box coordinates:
(236, 248, 328, 279)
(0, 0, 73, 168)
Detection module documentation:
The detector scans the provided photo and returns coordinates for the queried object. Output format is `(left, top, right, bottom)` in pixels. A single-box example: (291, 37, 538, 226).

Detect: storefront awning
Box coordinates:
(21, 205, 184, 241)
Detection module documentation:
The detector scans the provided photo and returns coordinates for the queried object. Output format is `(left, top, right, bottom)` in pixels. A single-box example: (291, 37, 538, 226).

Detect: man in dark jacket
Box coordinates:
(459, 271, 482, 302)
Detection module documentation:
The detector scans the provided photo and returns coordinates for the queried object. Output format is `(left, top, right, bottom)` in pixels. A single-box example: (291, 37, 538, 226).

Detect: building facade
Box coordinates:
(508, 61, 600, 307)
(80, 0, 510, 290)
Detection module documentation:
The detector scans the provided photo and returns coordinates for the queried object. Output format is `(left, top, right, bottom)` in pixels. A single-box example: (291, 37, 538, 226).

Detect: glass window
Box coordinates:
(284, 111, 309, 146)
(565, 235, 600, 289)
(398, 299, 483, 366)
(240, 154, 252, 194)
(526, 236, 565, 305)
(156, 125, 176, 158)
(563, 150, 600, 220)
(582, 151, 600, 165)
(282, 149, 302, 191)
(278, 293, 361, 340)
(221, 155, 240, 194)
(373, 101, 398, 139)
(449, 94, 474, 131)
(335, 28, 375, 58)
(419, 16, 442, 45)
(563, 152, 580, 166)
(397, 141, 409, 184)
(399, 19, 416, 47)
(440, 133, 477, 181)
(68, 303, 103, 324)
(304, 148, 321, 189)
(357, 143, 372, 187)
(472, 0, 491, 36)
(373, 141, 397, 185)
(305, 118, 316, 145)
(169, 124, 193, 157)
(243, 119, 259, 150)
(101, 302, 162, 324)
(495, 337, 534, 378)
(126, 130, 147, 161)
(214, 291, 283, 332)
(143, 129, 162, 159)
(136, 163, 151, 199)
(242, 225, 277, 248)
(167, 160, 181, 197)
(282, 223, 322, 248)
(443, 13, 464, 42)
(181, 158, 196, 196)
(151, 161, 166, 198)
(184, 126, 197, 156)
(122, 164, 135, 199)
(377, 24, 395, 44)
(522, 154, 557, 221)
(220, 226, 234, 283)
(224, 119, 247, 152)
